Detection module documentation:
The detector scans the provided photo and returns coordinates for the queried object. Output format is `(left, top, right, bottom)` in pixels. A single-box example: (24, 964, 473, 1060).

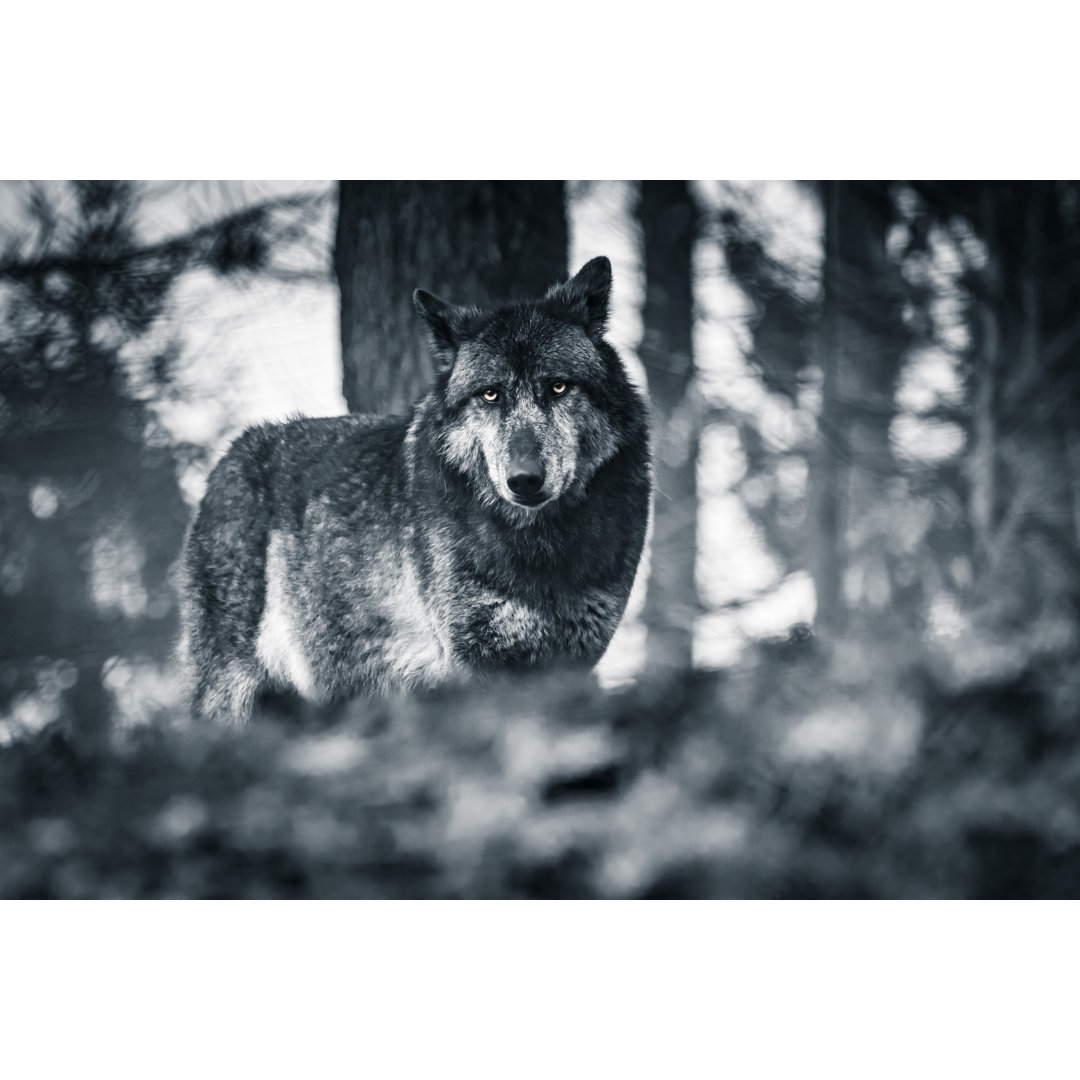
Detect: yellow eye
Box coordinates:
(481, 388, 499, 403)
(552, 381, 568, 395)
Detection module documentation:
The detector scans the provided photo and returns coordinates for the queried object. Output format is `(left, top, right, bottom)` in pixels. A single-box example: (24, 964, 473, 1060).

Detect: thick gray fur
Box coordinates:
(180, 256, 652, 723)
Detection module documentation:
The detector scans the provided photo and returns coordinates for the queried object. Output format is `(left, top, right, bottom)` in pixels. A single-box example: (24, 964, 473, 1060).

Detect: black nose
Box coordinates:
(507, 466, 545, 497)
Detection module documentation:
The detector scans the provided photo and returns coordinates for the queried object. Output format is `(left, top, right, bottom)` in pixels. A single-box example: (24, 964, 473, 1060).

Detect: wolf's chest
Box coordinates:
(454, 586, 623, 668)
(379, 564, 457, 686)
(488, 597, 552, 650)
(258, 530, 457, 700)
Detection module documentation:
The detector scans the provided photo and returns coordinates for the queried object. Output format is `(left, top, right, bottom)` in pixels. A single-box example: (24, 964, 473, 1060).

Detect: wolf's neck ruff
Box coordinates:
(181, 256, 651, 723)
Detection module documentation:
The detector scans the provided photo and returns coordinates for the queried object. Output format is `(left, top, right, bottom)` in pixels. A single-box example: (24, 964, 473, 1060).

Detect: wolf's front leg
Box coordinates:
(192, 657, 263, 725)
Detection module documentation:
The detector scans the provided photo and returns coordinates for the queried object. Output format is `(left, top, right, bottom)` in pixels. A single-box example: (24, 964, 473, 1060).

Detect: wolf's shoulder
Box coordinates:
(203, 413, 411, 514)
(271, 411, 407, 445)
(222, 412, 408, 465)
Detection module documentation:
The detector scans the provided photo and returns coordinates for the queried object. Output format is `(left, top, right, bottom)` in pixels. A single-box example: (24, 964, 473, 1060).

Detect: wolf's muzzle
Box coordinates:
(507, 428, 546, 505)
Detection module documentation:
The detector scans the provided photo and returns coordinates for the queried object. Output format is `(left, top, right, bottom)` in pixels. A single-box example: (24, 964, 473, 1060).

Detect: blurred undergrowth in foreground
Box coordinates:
(4, 620, 1079, 899)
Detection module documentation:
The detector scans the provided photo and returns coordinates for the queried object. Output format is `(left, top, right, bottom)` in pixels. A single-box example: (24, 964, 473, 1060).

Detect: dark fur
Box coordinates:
(181, 257, 651, 722)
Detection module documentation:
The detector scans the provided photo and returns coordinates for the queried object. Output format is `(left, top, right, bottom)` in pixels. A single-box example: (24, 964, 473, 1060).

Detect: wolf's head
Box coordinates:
(414, 257, 643, 519)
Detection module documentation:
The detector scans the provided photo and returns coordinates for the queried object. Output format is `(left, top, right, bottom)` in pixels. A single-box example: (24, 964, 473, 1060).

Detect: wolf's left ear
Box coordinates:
(546, 255, 612, 334)
(414, 288, 472, 365)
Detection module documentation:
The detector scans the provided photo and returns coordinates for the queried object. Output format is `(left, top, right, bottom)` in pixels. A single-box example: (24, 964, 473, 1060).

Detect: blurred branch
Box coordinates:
(0, 191, 332, 286)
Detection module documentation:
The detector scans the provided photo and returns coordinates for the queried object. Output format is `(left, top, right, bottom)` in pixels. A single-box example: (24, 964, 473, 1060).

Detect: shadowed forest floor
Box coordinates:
(4, 627, 1080, 899)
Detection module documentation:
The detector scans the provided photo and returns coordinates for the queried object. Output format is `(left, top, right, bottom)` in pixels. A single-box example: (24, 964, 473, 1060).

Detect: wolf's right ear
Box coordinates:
(546, 255, 612, 335)
(414, 289, 472, 365)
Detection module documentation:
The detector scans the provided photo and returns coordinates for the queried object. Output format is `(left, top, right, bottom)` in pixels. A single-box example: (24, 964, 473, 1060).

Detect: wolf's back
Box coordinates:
(181, 414, 417, 720)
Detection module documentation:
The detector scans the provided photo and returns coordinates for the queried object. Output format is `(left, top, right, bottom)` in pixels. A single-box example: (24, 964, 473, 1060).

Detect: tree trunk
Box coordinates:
(809, 182, 904, 636)
(808, 181, 847, 635)
(969, 186, 1002, 567)
(638, 181, 700, 672)
(334, 182, 568, 415)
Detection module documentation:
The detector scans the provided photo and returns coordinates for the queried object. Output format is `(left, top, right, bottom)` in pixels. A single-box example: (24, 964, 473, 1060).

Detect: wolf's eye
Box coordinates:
(480, 388, 499, 403)
(552, 381, 568, 396)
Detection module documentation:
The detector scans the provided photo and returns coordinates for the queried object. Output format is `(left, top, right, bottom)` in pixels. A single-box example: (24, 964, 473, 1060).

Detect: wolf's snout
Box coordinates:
(508, 464, 545, 498)
(506, 428, 546, 502)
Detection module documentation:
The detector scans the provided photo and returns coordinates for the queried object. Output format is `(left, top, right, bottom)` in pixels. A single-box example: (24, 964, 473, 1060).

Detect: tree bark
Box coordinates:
(334, 182, 568, 415)
(637, 181, 700, 671)
(809, 182, 904, 636)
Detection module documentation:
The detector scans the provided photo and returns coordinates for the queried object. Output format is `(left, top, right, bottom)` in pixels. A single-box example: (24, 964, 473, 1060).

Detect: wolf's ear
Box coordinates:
(414, 289, 472, 365)
(546, 255, 612, 334)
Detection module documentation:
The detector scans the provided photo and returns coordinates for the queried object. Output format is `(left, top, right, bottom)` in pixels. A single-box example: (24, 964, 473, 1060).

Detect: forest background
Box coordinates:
(3, 178, 1080, 899)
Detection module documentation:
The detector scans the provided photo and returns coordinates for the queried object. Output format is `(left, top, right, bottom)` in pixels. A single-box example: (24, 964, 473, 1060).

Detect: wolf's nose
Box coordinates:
(508, 466, 545, 497)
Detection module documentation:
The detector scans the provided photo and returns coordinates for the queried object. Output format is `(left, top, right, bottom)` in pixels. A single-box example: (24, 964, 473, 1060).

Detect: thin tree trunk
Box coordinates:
(1066, 424, 1080, 552)
(809, 182, 903, 635)
(638, 181, 699, 671)
(808, 181, 846, 635)
(334, 182, 568, 415)
(970, 187, 1001, 564)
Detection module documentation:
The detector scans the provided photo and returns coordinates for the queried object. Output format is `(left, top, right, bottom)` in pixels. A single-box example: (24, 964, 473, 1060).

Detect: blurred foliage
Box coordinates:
(0, 181, 330, 738)
(718, 181, 1080, 645)
(4, 629, 1080, 898)
(0, 181, 190, 736)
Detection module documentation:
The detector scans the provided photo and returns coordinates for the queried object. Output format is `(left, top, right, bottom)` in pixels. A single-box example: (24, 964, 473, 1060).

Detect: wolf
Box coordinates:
(180, 256, 651, 723)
